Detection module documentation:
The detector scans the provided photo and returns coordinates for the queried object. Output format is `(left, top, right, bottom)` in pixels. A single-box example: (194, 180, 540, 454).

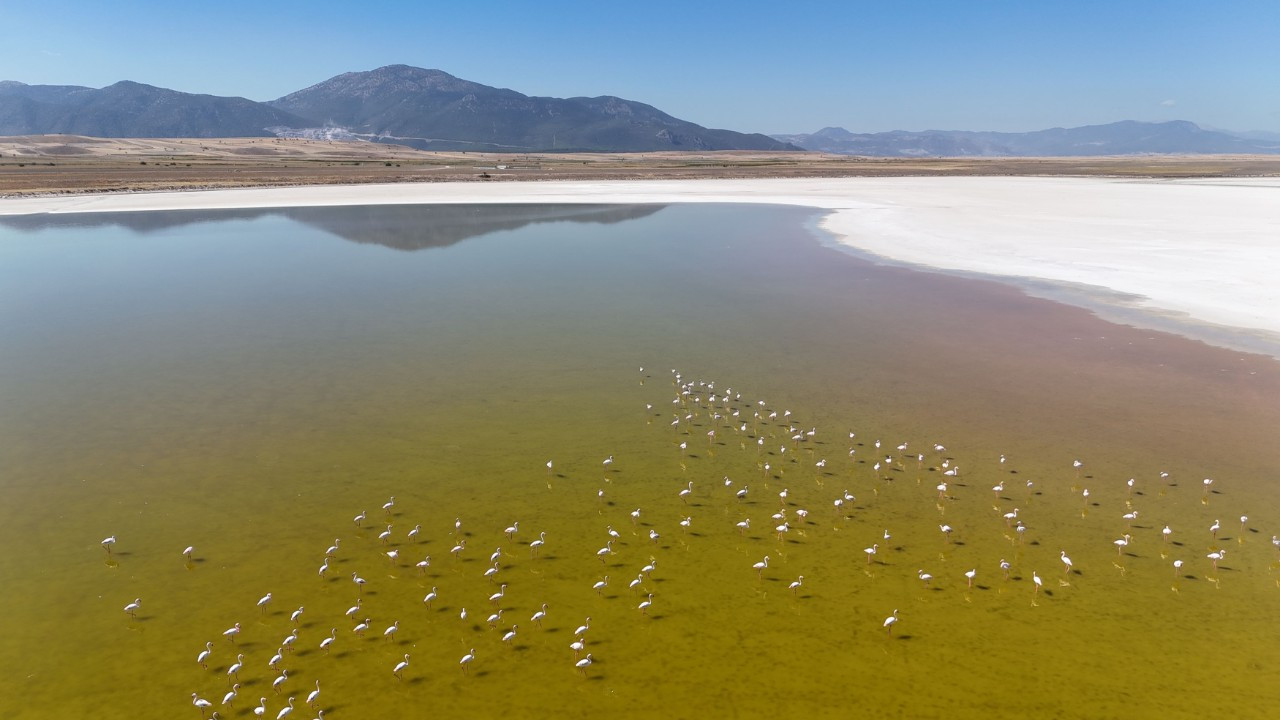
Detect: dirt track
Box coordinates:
(3, 135, 1279, 196)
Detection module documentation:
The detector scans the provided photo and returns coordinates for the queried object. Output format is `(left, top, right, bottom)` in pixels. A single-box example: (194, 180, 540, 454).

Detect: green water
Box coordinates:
(1, 203, 1277, 719)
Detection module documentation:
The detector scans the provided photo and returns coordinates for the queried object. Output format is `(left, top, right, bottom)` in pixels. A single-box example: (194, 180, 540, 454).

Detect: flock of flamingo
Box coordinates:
(101, 367, 1277, 718)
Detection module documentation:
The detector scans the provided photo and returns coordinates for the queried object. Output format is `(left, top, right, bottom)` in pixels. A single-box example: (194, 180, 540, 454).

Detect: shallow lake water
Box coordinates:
(1, 202, 1278, 719)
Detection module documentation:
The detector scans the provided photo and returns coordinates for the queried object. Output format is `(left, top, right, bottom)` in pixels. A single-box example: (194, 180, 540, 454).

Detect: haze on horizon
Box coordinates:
(3, 0, 1277, 136)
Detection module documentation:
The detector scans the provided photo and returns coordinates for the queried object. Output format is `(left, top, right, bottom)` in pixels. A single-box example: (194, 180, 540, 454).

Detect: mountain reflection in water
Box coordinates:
(0, 203, 666, 251)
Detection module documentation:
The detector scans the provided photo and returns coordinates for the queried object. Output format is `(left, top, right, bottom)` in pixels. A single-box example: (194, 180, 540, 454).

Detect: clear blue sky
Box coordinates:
(4, 0, 1278, 134)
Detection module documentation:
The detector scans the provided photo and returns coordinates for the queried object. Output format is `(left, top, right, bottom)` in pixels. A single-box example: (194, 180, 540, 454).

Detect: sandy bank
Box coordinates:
(3, 177, 1277, 357)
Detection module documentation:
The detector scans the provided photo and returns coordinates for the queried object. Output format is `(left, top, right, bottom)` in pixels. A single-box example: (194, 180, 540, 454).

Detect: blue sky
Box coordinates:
(4, 1, 1278, 134)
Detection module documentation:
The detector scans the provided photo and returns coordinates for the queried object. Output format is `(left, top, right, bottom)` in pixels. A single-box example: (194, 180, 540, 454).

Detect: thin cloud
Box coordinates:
(1160, 99, 1176, 107)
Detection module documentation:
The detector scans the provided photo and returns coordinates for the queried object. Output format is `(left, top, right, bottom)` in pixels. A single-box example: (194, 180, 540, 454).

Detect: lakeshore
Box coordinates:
(3, 176, 1278, 358)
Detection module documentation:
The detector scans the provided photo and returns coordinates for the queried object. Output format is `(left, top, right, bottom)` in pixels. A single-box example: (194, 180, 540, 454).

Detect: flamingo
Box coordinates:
(290, 607, 304, 625)
(460, 648, 476, 673)
(788, 576, 804, 595)
(102, 535, 117, 553)
(275, 697, 294, 720)
(320, 629, 336, 653)
(596, 540, 613, 563)
(423, 588, 438, 608)
(408, 524, 421, 542)
(576, 653, 594, 675)
(197, 641, 214, 668)
(253, 698, 267, 717)
(530, 532, 546, 556)
(378, 525, 393, 544)
(679, 482, 693, 503)
(752, 556, 770, 579)
(351, 572, 367, 593)
(393, 654, 410, 679)
(272, 669, 288, 694)
(227, 653, 244, 679)
(1114, 534, 1131, 555)
(345, 599, 362, 619)
(502, 625, 518, 645)
(531, 603, 548, 627)
(257, 593, 273, 614)
(864, 543, 878, 564)
(965, 569, 976, 588)
(192, 693, 213, 716)
(1033, 571, 1042, 594)
(918, 569, 933, 586)
(1060, 550, 1073, 574)
(1210, 519, 1221, 538)
(124, 598, 141, 618)
(383, 620, 399, 642)
(382, 496, 396, 515)
(883, 609, 899, 636)
(638, 593, 654, 615)
(505, 521, 520, 539)
(593, 576, 609, 594)
(353, 510, 366, 527)
(325, 539, 340, 557)
(1207, 549, 1226, 572)
(489, 583, 507, 606)
(574, 618, 591, 637)
(183, 546, 195, 561)
(222, 684, 239, 708)
(306, 681, 321, 708)
(223, 622, 241, 643)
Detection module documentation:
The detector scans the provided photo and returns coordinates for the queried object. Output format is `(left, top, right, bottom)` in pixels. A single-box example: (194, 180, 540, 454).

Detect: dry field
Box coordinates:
(3, 134, 1279, 196)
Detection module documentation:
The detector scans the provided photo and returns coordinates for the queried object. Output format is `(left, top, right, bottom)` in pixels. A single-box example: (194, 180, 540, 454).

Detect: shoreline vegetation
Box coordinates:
(3, 135, 1280, 197)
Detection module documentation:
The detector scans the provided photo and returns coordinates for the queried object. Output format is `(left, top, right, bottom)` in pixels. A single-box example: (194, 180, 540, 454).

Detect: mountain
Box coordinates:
(0, 66, 795, 152)
(0, 80, 310, 138)
(773, 121, 1280, 156)
(267, 65, 794, 152)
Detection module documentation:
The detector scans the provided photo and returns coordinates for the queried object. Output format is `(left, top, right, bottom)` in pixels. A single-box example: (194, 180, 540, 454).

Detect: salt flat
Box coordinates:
(4, 176, 1277, 356)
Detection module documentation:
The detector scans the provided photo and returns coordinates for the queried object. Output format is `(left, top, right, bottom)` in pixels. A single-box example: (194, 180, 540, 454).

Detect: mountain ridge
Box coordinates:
(0, 65, 795, 152)
(772, 120, 1280, 156)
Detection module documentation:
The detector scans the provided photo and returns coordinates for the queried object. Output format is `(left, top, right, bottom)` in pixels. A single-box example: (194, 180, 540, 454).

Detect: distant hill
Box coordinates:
(0, 67, 796, 152)
(0, 80, 310, 138)
(267, 65, 794, 152)
(773, 121, 1280, 156)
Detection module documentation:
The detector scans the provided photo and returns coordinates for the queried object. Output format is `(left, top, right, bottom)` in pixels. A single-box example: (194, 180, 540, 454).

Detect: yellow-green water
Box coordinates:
(1, 203, 1277, 719)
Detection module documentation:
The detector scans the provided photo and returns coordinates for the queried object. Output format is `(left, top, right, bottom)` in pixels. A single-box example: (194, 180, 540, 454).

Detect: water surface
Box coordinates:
(1, 203, 1277, 719)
